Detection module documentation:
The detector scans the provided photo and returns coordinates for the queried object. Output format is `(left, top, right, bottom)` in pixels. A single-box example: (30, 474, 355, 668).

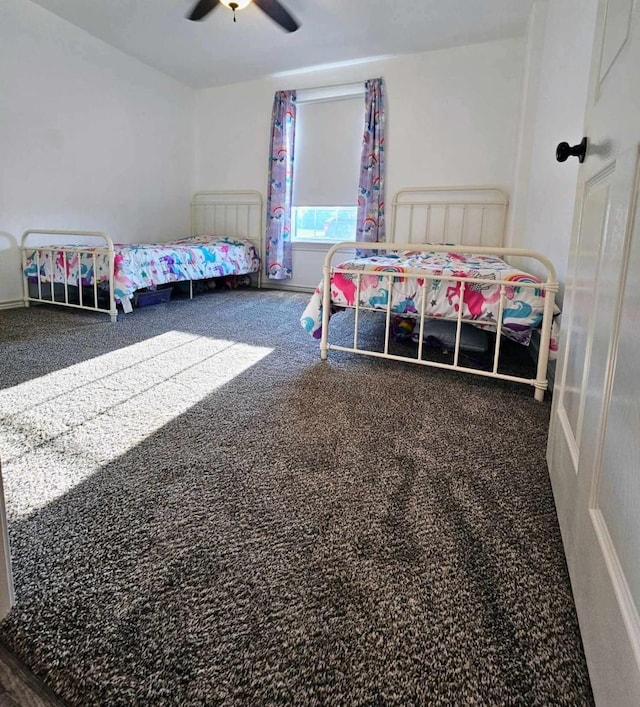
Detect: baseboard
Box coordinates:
(260, 283, 314, 294)
(0, 300, 24, 311)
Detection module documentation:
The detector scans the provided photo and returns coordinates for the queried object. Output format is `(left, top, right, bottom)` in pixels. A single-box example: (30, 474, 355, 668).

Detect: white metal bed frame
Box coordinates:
(390, 185, 509, 248)
(21, 190, 263, 322)
(319, 187, 559, 402)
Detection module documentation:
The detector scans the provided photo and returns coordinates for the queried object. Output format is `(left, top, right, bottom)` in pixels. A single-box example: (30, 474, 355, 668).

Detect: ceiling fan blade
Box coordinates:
(254, 0, 300, 32)
(187, 0, 220, 21)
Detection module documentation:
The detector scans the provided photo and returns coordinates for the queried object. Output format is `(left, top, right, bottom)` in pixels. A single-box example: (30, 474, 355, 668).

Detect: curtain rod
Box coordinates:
(294, 77, 382, 91)
(296, 82, 366, 104)
(296, 79, 364, 91)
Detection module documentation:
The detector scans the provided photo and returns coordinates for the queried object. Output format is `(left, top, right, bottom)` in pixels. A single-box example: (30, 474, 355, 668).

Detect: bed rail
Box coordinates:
(21, 230, 117, 322)
(320, 242, 558, 402)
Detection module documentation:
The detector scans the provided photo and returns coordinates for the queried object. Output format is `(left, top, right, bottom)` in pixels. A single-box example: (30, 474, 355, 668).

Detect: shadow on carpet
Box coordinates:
(0, 290, 593, 706)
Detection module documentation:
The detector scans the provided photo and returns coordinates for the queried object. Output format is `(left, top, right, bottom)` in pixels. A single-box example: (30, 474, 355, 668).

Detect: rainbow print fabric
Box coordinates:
(23, 236, 260, 304)
(301, 250, 559, 357)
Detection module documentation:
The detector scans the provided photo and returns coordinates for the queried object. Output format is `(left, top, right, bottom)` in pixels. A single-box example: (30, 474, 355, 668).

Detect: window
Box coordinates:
(291, 85, 364, 243)
(291, 206, 358, 240)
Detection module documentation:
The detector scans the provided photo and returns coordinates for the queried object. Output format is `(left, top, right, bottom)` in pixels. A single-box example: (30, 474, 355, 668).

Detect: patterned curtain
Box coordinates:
(356, 78, 386, 254)
(265, 90, 296, 279)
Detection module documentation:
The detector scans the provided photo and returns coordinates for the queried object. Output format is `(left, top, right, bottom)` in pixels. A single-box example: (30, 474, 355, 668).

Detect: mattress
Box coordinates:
(301, 249, 559, 355)
(23, 235, 260, 303)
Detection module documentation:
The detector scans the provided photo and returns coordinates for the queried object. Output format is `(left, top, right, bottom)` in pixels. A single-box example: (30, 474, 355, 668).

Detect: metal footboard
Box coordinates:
(320, 242, 558, 402)
(21, 230, 118, 322)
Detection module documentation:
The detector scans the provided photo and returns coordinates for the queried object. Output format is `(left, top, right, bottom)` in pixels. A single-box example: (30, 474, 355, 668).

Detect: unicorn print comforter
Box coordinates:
(23, 236, 260, 304)
(301, 250, 559, 356)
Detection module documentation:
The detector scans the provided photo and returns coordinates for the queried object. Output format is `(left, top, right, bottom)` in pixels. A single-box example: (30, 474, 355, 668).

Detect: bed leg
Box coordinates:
(534, 387, 544, 403)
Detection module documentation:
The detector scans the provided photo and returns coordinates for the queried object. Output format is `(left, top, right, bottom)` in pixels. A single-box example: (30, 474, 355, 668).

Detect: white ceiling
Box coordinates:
(28, 0, 535, 89)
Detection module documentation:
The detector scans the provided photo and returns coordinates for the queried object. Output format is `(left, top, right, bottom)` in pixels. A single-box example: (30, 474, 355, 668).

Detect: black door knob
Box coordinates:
(556, 137, 588, 163)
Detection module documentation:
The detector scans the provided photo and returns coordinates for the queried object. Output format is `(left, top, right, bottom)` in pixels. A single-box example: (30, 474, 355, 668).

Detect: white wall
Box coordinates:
(195, 38, 525, 289)
(510, 0, 598, 303)
(0, 12, 532, 300)
(0, 0, 196, 305)
(508, 0, 549, 255)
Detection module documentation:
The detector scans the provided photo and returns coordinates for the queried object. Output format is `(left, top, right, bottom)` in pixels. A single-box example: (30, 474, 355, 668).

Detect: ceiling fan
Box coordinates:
(187, 0, 300, 33)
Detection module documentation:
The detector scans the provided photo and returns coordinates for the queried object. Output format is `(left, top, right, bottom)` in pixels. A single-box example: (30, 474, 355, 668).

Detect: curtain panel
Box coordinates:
(356, 78, 386, 252)
(265, 90, 296, 279)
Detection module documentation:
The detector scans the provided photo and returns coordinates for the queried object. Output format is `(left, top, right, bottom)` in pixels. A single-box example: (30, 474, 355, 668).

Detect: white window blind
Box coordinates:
(292, 94, 364, 207)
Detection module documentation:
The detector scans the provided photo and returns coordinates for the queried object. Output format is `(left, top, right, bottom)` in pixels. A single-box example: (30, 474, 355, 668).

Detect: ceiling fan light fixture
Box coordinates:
(220, 0, 252, 10)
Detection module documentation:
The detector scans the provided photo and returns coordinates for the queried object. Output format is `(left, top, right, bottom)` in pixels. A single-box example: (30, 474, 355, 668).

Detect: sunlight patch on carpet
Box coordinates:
(0, 331, 272, 519)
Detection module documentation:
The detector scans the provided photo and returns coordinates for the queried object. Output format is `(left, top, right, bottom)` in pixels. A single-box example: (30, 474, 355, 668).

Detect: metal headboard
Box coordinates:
(390, 186, 509, 248)
(191, 189, 263, 248)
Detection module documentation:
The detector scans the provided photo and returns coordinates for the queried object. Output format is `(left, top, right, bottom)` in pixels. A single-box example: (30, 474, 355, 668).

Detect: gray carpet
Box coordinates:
(0, 290, 593, 706)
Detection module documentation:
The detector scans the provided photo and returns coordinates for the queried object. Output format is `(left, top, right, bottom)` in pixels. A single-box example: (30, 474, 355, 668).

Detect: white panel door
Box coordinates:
(547, 0, 640, 704)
